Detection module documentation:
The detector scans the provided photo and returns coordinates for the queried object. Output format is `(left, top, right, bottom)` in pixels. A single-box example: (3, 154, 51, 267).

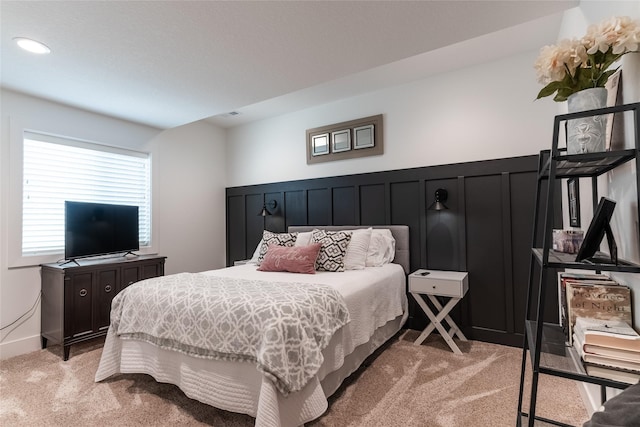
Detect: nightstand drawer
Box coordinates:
(409, 270, 468, 298)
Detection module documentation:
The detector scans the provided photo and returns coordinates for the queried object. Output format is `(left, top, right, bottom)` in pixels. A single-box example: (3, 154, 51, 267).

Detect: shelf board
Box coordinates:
(518, 413, 575, 427)
(532, 248, 640, 273)
(525, 321, 631, 390)
(539, 149, 637, 179)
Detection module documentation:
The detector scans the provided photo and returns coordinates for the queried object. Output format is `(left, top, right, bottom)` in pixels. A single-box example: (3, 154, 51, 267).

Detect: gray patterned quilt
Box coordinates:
(110, 272, 351, 395)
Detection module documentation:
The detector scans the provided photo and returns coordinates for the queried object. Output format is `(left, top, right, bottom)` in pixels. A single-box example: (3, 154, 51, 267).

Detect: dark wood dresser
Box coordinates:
(40, 254, 166, 360)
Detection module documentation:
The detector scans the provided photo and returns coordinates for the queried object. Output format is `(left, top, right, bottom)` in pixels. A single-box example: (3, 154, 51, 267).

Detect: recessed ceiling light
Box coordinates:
(13, 37, 51, 54)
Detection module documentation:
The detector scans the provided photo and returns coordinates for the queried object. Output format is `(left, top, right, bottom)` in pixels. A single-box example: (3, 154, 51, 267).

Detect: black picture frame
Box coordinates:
(567, 178, 580, 227)
(575, 197, 617, 264)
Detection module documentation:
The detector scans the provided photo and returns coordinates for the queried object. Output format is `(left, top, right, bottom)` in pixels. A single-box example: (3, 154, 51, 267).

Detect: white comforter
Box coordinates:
(110, 273, 351, 394)
(96, 263, 407, 426)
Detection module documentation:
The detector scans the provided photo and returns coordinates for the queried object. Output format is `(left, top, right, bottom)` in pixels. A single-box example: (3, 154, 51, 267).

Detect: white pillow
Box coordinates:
(366, 229, 396, 267)
(249, 239, 263, 264)
(343, 228, 372, 270)
(294, 231, 314, 247)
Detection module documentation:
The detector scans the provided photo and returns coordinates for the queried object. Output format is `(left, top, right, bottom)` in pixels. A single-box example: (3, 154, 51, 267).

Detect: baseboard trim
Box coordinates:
(577, 380, 624, 418)
(0, 334, 41, 360)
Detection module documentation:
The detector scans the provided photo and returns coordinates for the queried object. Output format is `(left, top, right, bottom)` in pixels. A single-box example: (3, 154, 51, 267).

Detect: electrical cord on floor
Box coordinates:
(0, 291, 42, 342)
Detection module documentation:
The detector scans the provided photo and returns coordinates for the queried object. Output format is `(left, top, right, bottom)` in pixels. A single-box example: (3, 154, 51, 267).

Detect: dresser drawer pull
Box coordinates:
(104, 284, 112, 293)
(79, 289, 88, 297)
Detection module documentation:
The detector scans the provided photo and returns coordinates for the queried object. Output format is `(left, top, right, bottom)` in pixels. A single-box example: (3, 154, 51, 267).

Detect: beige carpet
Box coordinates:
(0, 331, 589, 426)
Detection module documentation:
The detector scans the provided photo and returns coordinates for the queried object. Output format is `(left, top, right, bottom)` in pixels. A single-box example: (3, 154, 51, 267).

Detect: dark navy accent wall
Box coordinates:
(225, 154, 557, 347)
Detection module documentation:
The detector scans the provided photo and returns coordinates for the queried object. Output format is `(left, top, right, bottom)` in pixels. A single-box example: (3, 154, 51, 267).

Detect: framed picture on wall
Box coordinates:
(331, 129, 351, 153)
(353, 124, 374, 149)
(568, 178, 580, 227)
(311, 133, 329, 156)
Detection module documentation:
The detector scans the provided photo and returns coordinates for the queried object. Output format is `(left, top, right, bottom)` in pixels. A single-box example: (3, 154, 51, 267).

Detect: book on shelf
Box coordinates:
(583, 363, 640, 385)
(574, 317, 640, 353)
(582, 343, 640, 360)
(565, 280, 631, 345)
(573, 333, 640, 370)
(557, 272, 616, 339)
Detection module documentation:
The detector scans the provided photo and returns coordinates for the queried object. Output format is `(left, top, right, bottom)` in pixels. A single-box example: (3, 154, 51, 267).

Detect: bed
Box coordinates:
(95, 225, 409, 427)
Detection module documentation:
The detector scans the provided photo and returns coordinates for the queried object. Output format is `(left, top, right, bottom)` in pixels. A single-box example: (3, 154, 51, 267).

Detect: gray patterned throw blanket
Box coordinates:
(110, 272, 350, 395)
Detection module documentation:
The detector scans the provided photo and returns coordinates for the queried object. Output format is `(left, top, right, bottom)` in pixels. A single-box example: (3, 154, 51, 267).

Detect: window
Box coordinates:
(22, 132, 151, 257)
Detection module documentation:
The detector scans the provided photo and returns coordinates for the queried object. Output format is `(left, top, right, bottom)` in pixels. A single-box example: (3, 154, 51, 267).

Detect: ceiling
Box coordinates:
(1, 1, 578, 130)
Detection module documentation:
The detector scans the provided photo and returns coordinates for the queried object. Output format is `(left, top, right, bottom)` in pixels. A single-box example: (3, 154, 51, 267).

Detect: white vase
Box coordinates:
(566, 87, 608, 154)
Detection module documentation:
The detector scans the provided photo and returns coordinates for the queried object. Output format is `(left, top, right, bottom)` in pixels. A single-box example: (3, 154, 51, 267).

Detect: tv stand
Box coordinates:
(40, 254, 166, 360)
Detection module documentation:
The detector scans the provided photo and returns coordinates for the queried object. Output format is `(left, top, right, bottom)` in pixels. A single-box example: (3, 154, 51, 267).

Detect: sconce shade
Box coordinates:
(258, 200, 278, 216)
(428, 188, 449, 211)
(259, 205, 271, 216)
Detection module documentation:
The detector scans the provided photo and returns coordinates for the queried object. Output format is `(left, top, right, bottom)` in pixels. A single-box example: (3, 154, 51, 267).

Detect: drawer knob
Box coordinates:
(79, 288, 87, 297)
(433, 285, 436, 289)
(105, 284, 112, 292)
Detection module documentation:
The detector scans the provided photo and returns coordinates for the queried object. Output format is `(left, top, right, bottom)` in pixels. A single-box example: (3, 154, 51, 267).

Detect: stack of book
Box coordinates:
(572, 317, 640, 384)
(557, 272, 632, 345)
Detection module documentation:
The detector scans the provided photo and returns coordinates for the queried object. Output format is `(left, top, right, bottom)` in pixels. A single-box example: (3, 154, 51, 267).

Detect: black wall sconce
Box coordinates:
(258, 200, 277, 216)
(428, 189, 448, 211)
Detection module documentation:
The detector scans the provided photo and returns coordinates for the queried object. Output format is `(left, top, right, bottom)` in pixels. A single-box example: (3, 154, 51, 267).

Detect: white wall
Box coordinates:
(154, 120, 227, 275)
(0, 89, 227, 359)
(227, 50, 557, 187)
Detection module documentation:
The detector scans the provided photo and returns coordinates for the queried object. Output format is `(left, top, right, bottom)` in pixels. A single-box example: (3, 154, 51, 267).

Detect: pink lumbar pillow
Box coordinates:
(258, 243, 322, 274)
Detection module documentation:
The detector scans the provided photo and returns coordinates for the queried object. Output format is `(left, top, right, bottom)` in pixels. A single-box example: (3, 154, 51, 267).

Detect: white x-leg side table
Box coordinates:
(409, 269, 469, 354)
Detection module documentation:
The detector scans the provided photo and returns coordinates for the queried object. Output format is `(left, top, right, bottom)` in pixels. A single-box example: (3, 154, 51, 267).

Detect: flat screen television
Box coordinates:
(575, 197, 617, 264)
(65, 201, 139, 260)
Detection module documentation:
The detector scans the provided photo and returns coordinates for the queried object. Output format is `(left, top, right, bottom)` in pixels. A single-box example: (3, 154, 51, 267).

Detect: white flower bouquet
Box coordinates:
(535, 16, 640, 102)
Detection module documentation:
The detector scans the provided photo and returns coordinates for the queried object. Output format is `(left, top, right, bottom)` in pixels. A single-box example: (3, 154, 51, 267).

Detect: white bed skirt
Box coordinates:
(96, 313, 406, 427)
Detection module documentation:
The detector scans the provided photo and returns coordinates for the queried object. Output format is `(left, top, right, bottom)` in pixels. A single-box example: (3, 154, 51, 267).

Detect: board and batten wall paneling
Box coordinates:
(425, 178, 461, 271)
(246, 194, 264, 259)
(360, 184, 387, 225)
(225, 154, 544, 347)
(284, 190, 306, 230)
(390, 181, 421, 273)
(465, 174, 509, 342)
(333, 187, 356, 225)
(510, 171, 538, 336)
(226, 195, 246, 264)
(263, 192, 284, 232)
(308, 188, 330, 226)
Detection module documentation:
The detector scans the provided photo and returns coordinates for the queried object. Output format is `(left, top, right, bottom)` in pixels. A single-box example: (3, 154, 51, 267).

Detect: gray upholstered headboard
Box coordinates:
(288, 225, 410, 274)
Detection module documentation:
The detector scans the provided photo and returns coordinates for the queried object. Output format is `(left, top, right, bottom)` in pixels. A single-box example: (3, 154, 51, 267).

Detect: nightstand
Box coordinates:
(409, 269, 469, 354)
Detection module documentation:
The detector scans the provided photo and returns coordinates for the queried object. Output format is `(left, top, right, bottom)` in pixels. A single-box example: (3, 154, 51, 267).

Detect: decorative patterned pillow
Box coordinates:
(311, 230, 352, 272)
(257, 231, 298, 265)
(257, 243, 322, 274)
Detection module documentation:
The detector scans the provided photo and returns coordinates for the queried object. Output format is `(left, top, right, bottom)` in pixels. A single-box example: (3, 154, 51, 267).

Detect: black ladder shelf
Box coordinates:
(516, 102, 640, 427)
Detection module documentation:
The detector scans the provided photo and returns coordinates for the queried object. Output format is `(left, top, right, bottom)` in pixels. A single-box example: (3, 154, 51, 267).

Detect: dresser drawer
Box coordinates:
(409, 270, 468, 298)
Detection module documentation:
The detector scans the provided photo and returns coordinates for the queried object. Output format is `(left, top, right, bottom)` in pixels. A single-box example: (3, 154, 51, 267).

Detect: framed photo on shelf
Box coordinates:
(605, 69, 622, 150)
(567, 178, 580, 227)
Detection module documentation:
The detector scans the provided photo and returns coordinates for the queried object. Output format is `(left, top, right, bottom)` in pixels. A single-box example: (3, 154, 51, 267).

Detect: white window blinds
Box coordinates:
(22, 132, 151, 256)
